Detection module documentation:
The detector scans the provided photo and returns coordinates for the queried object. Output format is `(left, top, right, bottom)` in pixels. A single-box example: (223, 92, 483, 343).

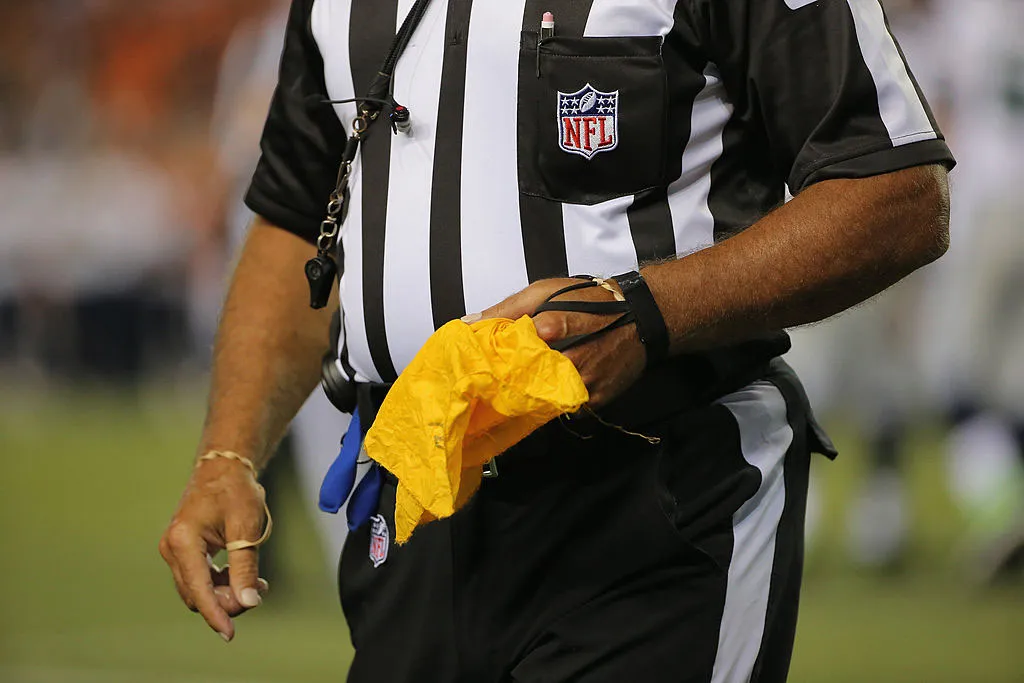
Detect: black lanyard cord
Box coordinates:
(362, 0, 433, 115)
(304, 0, 434, 309)
(321, 96, 393, 108)
(383, 0, 433, 78)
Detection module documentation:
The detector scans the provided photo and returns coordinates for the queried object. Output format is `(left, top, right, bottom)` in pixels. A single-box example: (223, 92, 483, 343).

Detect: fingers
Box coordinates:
(225, 507, 266, 611)
(211, 561, 269, 592)
(475, 299, 512, 322)
(531, 280, 622, 343)
(160, 538, 197, 612)
(164, 523, 235, 641)
(226, 548, 263, 610)
(533, 308, 616, 344)
(214, 584, 244, 616)
(211, 563, 270, 617)
(171, 564, 198, 612)
(532, 311, 571, 344)
(475, 281, 558, 322)
(476, 289, 527, 321)
(213, 584, 271, 617)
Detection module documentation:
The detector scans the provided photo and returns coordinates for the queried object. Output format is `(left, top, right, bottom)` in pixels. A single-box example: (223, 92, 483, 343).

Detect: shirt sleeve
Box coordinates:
(244, 0, 347, 243)
(688, 0, 955, 193)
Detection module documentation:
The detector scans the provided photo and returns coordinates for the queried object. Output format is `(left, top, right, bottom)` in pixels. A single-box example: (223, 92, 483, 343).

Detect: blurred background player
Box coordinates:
(920, 0, 1024, 579)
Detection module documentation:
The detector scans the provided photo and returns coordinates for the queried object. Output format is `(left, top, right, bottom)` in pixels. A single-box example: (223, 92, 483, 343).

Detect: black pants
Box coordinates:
(339, 361, 823, 683)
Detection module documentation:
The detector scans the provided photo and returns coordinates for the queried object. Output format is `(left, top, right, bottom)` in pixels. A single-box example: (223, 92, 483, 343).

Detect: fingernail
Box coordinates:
(240, 588, 261, 608)
(220, 632, 231, 643)
(461, 312, 482, 324)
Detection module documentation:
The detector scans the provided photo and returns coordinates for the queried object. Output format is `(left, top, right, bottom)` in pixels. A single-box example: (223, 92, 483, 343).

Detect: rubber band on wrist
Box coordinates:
(591, 277, 626, 302)
(196, 450, 274, 552)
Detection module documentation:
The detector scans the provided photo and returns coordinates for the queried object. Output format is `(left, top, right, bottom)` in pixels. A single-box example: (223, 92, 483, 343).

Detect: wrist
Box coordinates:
(612, 270, 669, 369)
(197, 426, 268, 471)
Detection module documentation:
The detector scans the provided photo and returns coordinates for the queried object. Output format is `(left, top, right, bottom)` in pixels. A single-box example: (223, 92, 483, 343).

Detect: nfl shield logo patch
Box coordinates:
(369, 514, 389, 568)
(558, 83, 619, 159)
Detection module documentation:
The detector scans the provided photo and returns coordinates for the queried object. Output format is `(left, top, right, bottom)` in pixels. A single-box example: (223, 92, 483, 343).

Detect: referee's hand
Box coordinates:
(474, 277, 646, 407)
(159, 456, 269, 642)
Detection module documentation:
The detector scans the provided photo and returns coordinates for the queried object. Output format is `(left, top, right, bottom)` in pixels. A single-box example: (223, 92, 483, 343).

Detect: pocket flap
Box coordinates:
(524, 33, 664, 58)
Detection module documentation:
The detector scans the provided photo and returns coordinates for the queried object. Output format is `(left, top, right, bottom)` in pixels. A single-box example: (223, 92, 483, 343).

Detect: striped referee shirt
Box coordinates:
(245, 0, 954, 385)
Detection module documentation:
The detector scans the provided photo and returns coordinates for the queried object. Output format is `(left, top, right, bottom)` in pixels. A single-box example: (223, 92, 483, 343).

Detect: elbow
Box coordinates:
(904, 164, 951, 270)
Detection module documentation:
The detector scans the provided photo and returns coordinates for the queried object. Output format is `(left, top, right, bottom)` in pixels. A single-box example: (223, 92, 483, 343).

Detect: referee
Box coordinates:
(160, 0, 954, 681)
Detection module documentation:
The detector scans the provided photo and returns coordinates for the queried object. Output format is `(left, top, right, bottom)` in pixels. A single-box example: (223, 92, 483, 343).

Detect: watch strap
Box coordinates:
(613, 270, 669, 369)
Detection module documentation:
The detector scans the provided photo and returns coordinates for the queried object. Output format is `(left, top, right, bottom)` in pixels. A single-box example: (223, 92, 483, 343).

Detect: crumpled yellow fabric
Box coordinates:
(363, 315, 589, 544)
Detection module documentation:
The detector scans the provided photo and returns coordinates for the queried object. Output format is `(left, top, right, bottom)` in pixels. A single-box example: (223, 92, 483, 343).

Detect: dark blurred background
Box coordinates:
(0, 1, 1022, 681)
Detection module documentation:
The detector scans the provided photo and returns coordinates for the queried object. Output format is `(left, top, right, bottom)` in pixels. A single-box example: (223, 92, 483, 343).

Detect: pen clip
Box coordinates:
(537, 12, 555, 78)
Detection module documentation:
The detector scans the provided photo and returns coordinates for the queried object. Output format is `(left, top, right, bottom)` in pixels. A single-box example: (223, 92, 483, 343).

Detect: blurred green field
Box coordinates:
(1, 385, 1022, 683)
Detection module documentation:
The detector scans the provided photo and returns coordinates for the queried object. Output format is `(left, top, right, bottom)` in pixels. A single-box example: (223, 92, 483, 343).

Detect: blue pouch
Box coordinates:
(317, 411, 384, 530)
(318, 410, 361, 514)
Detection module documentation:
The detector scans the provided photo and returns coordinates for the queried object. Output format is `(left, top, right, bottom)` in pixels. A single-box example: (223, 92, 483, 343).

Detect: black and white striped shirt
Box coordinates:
(246, 0, 954, 384)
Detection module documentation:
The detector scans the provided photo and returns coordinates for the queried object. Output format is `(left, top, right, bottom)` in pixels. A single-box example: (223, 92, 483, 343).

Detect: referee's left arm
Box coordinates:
(643, 162, 949, 354)
(488, 162, 949, 406)
(483, 0, 954, 407)
(642, 0, 954, 353)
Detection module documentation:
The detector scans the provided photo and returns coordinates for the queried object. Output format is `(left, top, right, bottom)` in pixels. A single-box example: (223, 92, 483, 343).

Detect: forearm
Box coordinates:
(643, 164, 950, 354)
(198, 217, 336, 469)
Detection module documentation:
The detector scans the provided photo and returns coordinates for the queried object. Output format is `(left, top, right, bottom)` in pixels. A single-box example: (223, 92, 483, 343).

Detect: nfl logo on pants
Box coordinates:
(369, 514, 389, 568)
(558, 83, 618, 159)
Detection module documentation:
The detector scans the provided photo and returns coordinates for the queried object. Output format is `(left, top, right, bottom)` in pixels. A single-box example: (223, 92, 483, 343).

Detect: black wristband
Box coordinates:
(613, 270, 669, 369)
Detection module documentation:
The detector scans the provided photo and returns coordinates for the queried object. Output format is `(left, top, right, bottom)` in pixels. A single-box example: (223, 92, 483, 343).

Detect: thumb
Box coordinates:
(226, 510, 265, 609)
(475, 291, 529, 323)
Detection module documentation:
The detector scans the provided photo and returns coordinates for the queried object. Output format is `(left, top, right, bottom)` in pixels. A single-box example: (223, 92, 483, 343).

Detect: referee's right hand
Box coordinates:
(159, 455, 270, 642)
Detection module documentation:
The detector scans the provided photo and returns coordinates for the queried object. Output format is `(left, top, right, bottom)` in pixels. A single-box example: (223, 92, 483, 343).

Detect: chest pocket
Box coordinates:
(518, 32, 669, 206)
